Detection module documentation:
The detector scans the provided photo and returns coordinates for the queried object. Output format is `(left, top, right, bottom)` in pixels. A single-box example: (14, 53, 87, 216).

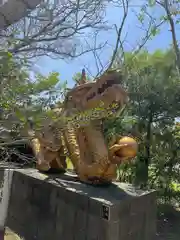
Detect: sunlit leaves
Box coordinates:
(176, 18, 180, 24)
(138, 13, 145, 23)
(148, 0, 156, 7)
(150, 25, 160, 36)
(32, 72, 59, 93)
(72, 72, 92, 84)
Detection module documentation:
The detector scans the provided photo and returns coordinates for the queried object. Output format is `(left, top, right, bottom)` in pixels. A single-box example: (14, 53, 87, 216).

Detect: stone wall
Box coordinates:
(1, 168, 156, 240)
(0, 169, 13, 229)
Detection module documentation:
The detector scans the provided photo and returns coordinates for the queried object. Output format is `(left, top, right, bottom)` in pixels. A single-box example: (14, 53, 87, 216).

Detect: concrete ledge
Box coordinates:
(1, 168, 156, 240)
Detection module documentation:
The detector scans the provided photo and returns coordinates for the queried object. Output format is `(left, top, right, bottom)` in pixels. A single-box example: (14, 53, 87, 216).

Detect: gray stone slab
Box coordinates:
(0, 169, 13, 229)
(0, 168, 156, 240)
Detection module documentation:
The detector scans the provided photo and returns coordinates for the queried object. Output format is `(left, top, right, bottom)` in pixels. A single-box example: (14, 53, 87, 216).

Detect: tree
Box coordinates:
(0, 50, 66, 141)
(0, 48, 70, 167)
(0, 0, 108, 59)
(108, 49, 180, 191)
(141, 0, 180, 73)
(162, 0, 180, 61)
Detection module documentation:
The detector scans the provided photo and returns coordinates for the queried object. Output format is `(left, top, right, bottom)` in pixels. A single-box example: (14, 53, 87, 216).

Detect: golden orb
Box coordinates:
(115, 136, 138, 160)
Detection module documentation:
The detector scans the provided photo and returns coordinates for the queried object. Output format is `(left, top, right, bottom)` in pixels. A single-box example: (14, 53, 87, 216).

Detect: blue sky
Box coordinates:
(35, 3, 180, 88)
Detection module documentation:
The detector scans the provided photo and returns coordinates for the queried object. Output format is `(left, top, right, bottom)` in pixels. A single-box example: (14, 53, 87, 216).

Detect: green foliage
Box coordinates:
(107, 49, 180, 202)
(150, 25, 160, 36)
(32, 72, 59, 93)
(73, 72, 92, 83)
(0, 50, 66, 140)
(148, 0, 156, 7)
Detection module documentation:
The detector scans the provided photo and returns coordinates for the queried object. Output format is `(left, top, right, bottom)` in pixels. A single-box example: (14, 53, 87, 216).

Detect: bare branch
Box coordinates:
(82, 31, 109, 78)
(156, 0, 180, 73)
(0, 0, 109, 59)
(129, 4, 166, 57)
(107, 0, 129, 70)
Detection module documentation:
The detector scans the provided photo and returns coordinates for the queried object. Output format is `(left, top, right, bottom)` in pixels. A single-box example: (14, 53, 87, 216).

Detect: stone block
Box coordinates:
(0, 169, 13, 229)
(0, 168, 156, 240)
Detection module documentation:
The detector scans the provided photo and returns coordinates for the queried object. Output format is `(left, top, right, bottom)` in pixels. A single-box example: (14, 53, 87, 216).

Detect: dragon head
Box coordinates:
(64, 69, 128, 119)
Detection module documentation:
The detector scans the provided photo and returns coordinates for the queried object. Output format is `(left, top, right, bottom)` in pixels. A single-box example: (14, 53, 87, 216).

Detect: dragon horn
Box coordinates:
(81, 68, 86, 83)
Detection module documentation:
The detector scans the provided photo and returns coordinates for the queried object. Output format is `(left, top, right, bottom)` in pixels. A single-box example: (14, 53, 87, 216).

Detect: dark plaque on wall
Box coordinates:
(102, 204, 110, 221)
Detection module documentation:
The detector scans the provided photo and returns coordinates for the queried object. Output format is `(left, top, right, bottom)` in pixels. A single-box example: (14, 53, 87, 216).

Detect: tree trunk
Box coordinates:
(143, 108, 153, 187)
(164, 0, 180, 73)
(165, 148, 178, 203)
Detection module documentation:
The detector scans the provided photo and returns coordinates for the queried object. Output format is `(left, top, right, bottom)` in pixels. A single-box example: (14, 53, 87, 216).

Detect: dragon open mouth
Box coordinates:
(61, 70, 128, 127)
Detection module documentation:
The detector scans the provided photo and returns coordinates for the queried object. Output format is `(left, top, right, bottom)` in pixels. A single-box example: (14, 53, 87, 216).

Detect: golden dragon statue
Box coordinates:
(27, 69, 138, 185)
